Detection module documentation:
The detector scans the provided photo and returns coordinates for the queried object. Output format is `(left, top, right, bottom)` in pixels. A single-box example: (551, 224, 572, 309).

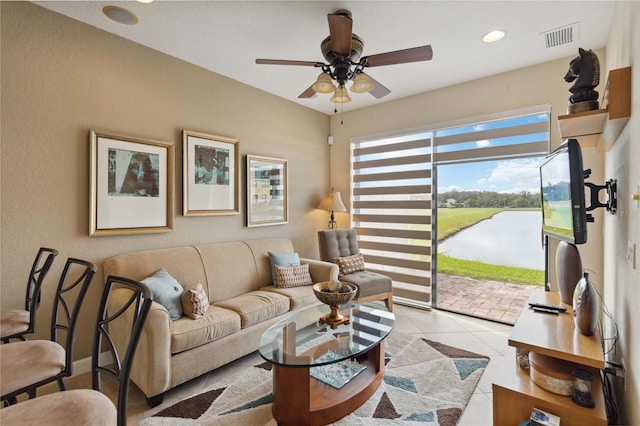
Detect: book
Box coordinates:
(530, 408, 560, 426)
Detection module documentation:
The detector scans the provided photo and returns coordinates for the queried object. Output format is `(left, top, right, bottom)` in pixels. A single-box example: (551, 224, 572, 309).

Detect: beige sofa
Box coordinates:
(103, 238, 337, 407)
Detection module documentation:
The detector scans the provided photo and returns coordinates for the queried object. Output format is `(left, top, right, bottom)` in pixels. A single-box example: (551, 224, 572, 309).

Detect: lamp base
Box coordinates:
(328, 210, 337, 229)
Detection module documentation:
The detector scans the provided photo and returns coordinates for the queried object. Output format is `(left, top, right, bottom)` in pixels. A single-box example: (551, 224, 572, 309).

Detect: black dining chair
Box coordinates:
(0, 275, 153, 426)
(0, 247, 59, 343)
(0, 258, 96, 402)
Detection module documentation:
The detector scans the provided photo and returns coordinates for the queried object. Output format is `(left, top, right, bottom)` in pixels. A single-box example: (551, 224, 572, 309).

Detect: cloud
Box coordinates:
(476, 139, 491, 148)
(484, 159, 541, 193)
(468, 159, 541, 193)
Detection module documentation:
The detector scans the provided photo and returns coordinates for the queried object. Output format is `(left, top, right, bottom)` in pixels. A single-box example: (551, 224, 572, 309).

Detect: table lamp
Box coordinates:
(317, 189, 347, 229)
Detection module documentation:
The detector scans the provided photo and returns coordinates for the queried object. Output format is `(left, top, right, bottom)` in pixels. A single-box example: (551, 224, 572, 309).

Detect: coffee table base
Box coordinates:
(272, 341, 384, 426)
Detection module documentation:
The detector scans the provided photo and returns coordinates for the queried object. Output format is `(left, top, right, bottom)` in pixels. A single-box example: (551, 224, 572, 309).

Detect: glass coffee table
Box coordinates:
(258, 302, 395, 426)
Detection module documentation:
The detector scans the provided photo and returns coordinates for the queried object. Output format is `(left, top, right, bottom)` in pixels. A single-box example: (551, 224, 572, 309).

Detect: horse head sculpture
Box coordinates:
(564, 48, 600, 107)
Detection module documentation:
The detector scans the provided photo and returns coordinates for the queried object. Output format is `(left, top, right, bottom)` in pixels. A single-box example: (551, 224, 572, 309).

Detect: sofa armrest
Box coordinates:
(108, 288, 172, 399)
(300, 258, 339, 283)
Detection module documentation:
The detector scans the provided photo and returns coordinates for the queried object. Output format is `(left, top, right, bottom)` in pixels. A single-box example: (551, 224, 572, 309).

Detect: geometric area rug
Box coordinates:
(141, 332, 490, 426)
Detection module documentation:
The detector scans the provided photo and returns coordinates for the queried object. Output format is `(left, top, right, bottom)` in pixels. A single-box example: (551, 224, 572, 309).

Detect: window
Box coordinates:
(350, 105, 551, 307)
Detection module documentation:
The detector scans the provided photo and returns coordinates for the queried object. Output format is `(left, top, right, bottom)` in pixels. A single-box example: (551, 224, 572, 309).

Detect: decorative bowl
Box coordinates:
(312, 281, 357, 307)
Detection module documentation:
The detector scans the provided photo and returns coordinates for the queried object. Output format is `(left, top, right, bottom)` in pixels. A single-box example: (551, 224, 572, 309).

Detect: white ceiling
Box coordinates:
(34, 1, 615, 115)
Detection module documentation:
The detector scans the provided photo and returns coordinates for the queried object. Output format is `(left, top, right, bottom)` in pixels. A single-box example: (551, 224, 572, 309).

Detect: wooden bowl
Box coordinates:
(312, 281, 357, 307)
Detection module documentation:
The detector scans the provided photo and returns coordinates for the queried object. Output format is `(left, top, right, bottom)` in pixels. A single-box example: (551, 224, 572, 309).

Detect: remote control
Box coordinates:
(532, 306, 560, 314)
(528, 302, 567, 312)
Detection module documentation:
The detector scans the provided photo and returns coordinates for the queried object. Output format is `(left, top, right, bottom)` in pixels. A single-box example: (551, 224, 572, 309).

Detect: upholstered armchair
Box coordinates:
(317, 229, 393, 311)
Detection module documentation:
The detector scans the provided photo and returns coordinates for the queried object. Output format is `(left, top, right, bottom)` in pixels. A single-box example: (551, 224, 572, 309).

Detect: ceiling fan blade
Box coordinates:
(298, 85, 316, 99)
(364, 45, 433, 67)
(256, 59, 323, 67)
(367, 74, 391, 99)
(328, 12, 353, 56)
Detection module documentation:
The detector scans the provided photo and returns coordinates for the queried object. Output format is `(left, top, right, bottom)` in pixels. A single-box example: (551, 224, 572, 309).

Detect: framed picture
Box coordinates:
(247, 155, 288, 227)
(89, 130, 174, 237)
(183, 130, 239, 216)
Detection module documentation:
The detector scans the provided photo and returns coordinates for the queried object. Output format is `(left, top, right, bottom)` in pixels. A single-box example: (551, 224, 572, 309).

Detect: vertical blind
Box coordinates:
(351, 135, 433, 304)
(350, 106, 551, 307)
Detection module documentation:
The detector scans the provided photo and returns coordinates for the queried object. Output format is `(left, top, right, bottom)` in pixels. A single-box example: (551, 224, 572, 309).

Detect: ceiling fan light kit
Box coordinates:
(255, 9, 433, 107)
(330, 85, 352, 103)
(312, 73, 336, 94)
(351, 73, 374, 93)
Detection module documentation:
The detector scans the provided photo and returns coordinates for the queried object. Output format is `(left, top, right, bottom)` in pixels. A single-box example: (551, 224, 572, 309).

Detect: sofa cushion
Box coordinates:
(170, 306, 241, 354)
(275, 264, 313, 288)
(260, 285, 318, 310)
(181, 282, 209, 320)
(268, 252, 301, 285)
(214, 290, 290, 328)
(334, 252, 366, 276)
(142, 268, 184, 321)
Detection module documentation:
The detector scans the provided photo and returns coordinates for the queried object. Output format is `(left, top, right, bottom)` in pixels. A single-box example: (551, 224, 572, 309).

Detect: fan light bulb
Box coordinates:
(312, 73, 335, 94)
(331, 85, 352, 103)
(351, 73, 374, 93)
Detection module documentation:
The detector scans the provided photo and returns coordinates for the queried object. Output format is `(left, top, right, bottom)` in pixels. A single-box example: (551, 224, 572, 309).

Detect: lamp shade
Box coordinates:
(330, 85, 351, 103)
(351, 73, 374, 93)
(317, 191, 347, 212)
(312, 73, 335, 94)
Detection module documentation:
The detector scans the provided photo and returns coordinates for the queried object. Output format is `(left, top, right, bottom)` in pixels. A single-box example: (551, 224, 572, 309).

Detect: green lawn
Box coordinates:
(437, 254, 545, 286)
(437, 208, 544, 286)
(437, 208, 502, 241)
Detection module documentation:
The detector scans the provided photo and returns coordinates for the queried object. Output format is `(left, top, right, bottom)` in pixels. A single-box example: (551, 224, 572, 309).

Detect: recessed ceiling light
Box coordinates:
(103, 6, 139, 25)
(136, 0, 154, 3)
(482, 30, 506, 43)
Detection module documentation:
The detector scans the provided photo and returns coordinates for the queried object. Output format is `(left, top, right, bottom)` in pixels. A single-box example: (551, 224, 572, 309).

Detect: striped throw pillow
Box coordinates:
(275, 263, 314, 288)
(334, 252, 365, 276)
(181, 282, 209, 320)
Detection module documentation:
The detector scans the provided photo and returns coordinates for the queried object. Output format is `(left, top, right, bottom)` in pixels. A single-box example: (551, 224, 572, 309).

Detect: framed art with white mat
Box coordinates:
(183, 130, 239, 216)
(89, 130, 174, 236)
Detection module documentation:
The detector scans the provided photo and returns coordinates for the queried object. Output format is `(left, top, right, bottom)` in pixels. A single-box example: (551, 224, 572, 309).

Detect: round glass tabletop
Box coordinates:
(258, 302, 395, 367)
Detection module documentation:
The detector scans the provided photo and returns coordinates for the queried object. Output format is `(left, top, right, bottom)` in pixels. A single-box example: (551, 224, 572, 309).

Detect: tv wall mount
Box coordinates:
(584, 169, 617, 222)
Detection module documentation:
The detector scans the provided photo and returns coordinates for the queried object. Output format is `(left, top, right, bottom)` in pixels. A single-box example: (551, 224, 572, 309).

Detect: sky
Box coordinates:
(437, 157, 544, 195)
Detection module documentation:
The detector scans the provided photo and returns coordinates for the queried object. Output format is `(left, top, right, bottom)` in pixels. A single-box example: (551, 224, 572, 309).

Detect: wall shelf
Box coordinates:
(558, 67, 631, 152)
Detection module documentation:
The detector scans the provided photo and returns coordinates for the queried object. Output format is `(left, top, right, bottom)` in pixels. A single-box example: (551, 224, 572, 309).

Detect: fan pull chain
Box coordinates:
(334, 101, 344, 125)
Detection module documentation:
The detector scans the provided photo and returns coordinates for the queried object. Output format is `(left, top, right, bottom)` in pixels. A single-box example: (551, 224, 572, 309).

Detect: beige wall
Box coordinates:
(602, 2, 640, 424)
(0, 2, 330, 359)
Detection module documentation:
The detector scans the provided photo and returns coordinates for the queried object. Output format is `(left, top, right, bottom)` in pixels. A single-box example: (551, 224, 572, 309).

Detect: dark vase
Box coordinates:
(556, 241, 583, 304)
(573, 272, 599, 336)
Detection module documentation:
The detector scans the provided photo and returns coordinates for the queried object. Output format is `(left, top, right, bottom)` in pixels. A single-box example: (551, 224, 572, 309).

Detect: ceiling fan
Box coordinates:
(255, 9, 433, 104)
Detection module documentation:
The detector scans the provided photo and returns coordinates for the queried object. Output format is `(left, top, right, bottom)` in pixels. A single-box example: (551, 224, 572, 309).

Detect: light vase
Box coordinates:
(573, 272, 599, 336)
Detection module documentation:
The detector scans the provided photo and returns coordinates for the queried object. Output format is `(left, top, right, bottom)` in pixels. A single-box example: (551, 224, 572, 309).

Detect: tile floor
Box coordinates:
(38, 304, 514, 425)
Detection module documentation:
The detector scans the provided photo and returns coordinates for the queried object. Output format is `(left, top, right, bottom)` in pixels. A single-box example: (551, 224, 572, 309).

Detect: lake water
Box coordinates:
(439, 210, 545, 270)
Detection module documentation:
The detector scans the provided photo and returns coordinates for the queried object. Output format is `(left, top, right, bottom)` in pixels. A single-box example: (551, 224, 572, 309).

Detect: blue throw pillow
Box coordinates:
(142, 268, 184, 321)
(268, 251, 300, 285)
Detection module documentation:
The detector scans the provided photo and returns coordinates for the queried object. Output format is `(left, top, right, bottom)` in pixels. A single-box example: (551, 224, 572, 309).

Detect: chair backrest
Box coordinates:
(25, 247, 59, 333)
(318, 229, 360, 262)
(50, 258, 97, 376)
(92, 276, 152, 426)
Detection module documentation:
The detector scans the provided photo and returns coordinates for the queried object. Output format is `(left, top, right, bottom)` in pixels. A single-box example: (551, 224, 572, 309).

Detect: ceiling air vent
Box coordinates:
(541, 22, 579, 48)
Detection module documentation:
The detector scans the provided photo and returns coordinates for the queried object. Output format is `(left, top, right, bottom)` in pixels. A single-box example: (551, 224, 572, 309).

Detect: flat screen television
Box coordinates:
(539, 138, 588, 244)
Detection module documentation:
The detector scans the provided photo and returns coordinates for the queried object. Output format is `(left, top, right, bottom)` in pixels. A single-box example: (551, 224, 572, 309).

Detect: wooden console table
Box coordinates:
(492, 290, 607, 425)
